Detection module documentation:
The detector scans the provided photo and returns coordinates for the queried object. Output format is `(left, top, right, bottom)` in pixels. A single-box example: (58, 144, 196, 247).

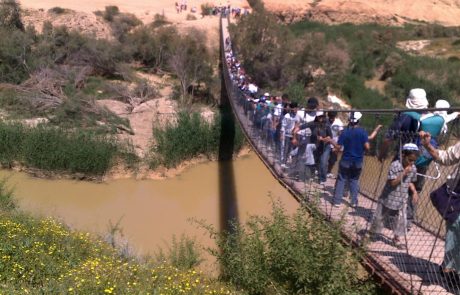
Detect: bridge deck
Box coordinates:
(221, 17, 458, 295)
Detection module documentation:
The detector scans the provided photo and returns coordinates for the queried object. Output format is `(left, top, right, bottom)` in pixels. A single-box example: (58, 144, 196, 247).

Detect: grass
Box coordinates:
(150, 111, 245, 168)
(0, 122, 134, 176)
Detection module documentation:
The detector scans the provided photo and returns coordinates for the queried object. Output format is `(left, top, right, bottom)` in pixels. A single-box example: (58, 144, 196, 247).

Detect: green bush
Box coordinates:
(48, 7, 67, 14)
(0, 122, 134, 176)
(0, 178, 16, 211)
(102, 5, 119, 22)
(110, 13, 142, 41)
(200, 3, 213, 16)
(0, 0, 24, 31)
(0, 28, 33, 83)
(186, 13, 197, 21)
(21, 127, 117, 175)
(155, 235, 202, 270)
(151, 13, 170, 28)
(151, 111, 244, 168)
(203, 202, 377, 295)
(0, 122, 25, 167)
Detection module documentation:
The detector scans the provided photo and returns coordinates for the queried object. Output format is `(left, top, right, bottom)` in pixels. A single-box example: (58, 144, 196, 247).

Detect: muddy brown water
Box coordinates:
(2, 152, 297, 270)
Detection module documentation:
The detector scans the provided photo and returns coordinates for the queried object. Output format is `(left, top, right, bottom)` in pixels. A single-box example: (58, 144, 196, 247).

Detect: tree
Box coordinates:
(0, 0, 24, 31)
(168, 29, 212, 105)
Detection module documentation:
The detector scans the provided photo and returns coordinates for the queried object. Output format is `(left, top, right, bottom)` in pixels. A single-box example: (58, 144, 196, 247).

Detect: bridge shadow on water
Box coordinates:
(218, 77, 239, 233)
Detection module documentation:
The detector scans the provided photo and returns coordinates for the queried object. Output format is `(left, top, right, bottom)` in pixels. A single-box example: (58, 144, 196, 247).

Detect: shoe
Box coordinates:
(350, 202, 358, 209)
(439, 266, 460, 286)
(327, 173, 335, 179)
(320, 181, 327, 186)
(392, 237, 406, 250)
(280, 164, 289, 169)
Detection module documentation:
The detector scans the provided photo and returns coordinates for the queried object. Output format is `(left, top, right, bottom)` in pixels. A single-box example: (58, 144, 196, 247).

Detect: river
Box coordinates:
(1, 152, 298, 269)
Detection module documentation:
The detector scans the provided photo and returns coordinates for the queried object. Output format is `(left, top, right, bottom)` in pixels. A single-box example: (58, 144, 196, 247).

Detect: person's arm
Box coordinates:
(419, 131, 440, 161)
(420, 131, 460, 165)
(324, 136, 341, 152)
(409, 183, 418, 204)
(388, 165, 412, 187)
(368, 125, 383, 141)
(444, 112, 459, 124)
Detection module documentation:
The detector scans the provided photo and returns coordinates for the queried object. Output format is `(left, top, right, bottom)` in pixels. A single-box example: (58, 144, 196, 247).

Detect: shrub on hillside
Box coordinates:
(200, 3, 213, 16)
(0, 28, 33, 83)
(0, 0, 24, 31)
(110, 13, 142, 41)
(201, 201, 377, 295)
(186, 13, 197, 21)
(48, 7, 68, 14)
(102, 5, 119, 22)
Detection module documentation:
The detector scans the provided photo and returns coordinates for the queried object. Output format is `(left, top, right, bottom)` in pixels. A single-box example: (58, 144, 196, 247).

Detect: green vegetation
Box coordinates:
(202, 201, 379, 295)
(48, 7, 70, 14)
(150, 111, 245, 168)
(0, 2, 222, 177)
(155, 235, 202, 270)
(231, 11, 460, 109)
(0, 122, 134, 175)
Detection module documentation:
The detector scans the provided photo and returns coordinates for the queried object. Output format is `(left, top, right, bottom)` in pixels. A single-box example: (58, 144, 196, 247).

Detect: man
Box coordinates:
(329, 112, 369, 208)
(280, 102, 299, 168)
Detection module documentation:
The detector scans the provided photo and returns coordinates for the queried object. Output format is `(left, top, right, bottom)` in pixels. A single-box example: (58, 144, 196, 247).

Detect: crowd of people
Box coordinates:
(176, 1, 249, 18)
(224, 35, 460, 285)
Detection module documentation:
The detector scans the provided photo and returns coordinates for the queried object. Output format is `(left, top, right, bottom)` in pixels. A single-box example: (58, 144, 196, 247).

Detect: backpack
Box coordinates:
(387, 112, 420, 143)
(430, 183, 460, 224)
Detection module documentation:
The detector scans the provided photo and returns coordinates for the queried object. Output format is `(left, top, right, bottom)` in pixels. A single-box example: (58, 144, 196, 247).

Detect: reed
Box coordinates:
(0, 122, 132, 176)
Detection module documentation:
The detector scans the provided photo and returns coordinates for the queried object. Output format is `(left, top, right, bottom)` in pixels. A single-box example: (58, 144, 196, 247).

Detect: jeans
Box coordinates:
(333, 160, 363, 206)
(280, 136, 294, 164)
(319, 145, 331, 182)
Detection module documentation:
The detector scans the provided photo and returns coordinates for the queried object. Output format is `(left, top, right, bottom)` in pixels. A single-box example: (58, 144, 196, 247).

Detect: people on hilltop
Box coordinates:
(368, 143, 419, 249)
(328, 112, 369, 208)
(420, 131, 460, 284)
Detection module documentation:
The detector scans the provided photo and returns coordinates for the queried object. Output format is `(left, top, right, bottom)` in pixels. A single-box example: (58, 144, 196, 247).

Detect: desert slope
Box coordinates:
(263, 0, 460, 26)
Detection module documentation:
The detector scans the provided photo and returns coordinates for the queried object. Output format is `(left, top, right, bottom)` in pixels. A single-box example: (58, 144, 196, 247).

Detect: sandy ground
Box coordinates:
(263, 0, 460, 26)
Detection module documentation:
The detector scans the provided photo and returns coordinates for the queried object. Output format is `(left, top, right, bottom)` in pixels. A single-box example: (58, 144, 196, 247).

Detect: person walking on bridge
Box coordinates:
(420, 131, 460, 283)
(328, 112, 369, 208)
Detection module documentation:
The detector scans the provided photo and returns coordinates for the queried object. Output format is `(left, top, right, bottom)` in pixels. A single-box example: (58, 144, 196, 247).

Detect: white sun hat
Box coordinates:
(406, 88, 428, 109)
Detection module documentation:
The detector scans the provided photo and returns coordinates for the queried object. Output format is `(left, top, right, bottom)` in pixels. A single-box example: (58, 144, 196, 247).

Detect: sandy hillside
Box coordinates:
(262, 0, 460, 26)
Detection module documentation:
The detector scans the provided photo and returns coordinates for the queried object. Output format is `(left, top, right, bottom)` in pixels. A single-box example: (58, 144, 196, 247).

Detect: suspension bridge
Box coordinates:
(220, 17, 460, 295)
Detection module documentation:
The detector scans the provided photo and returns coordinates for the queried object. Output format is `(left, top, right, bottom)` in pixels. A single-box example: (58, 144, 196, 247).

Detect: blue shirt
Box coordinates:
(338, 126, 369, 163)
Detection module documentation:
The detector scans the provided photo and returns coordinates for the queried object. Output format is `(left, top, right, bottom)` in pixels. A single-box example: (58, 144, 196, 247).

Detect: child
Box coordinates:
(369, 143, 419, 249)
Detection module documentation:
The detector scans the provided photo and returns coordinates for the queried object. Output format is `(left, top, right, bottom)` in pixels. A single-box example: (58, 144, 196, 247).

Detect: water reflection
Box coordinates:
(218, 78, 239, 233)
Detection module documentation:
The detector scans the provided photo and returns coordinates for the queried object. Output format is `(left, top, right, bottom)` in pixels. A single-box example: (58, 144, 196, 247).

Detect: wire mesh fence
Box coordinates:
(221, 17, 460, 294)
